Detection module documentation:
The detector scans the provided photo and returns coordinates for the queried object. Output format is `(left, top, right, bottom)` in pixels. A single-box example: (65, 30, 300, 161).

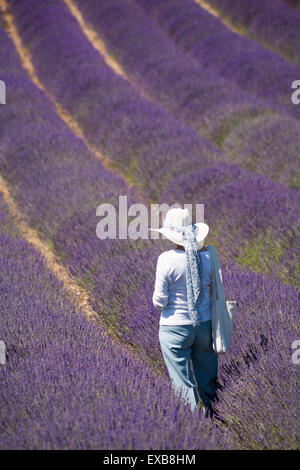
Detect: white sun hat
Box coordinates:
(149, 207, 209, 247)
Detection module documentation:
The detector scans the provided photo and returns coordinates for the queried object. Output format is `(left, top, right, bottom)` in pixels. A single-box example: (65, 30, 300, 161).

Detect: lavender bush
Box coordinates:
(209, 259, 300, 449)
(70, 0, 280, 129)
(136, 0, 300, 118)
(204, 0, 300, 64)
(222, 114, 300, 188)
(213, 270, 300, 449)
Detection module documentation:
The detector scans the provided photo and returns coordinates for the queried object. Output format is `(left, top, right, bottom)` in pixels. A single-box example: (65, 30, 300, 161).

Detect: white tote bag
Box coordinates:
(211, 298, 237, 354)
(208, 245, 237, 354)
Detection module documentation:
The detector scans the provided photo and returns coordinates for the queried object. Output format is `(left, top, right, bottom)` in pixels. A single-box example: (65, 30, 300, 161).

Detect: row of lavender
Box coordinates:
(135, 0, 300, 108)
(1, 3, 300, 448)
(151, 0, 300, 106)
(7, 0, 300, 289)
(71, 0, 300, 188)
(87, 0, 300, 113)
(203, 0, 300, 64)
(0, 193, 222, 449)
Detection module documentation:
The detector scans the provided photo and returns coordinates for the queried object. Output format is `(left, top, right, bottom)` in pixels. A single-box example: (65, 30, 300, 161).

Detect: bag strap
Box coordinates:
(207, 245, 218, 300)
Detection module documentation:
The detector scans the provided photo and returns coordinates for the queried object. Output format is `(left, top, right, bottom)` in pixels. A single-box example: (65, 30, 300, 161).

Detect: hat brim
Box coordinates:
(149, 223, 209, 246)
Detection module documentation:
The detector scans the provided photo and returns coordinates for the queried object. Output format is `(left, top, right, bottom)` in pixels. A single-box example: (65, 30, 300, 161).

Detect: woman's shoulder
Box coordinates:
(157, 249, 176, 262)
(156, 249, 179, 273)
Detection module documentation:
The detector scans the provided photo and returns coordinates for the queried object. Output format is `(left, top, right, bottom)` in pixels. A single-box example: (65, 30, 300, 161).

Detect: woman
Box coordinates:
(150, 207, 219, 418)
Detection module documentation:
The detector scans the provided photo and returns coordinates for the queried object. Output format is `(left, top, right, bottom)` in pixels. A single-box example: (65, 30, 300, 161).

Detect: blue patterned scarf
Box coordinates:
(164, 223, 205, 326)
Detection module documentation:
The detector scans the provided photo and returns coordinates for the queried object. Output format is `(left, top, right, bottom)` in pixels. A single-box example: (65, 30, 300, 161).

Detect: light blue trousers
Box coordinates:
(159, 320, 218, 412)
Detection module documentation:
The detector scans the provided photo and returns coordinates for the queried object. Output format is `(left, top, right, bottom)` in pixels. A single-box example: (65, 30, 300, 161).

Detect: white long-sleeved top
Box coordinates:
(152, 248, 212, 325)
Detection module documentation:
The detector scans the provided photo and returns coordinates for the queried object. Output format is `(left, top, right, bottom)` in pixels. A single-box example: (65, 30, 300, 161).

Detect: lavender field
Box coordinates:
(0, 0, 299, 450)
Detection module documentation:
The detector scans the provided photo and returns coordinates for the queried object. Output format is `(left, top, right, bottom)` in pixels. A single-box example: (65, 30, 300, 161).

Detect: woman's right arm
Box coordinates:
(152, 255, 169, 308)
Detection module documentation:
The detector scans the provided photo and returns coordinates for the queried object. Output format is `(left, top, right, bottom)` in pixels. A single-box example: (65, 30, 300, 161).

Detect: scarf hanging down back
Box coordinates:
(163, 223, 205, 326)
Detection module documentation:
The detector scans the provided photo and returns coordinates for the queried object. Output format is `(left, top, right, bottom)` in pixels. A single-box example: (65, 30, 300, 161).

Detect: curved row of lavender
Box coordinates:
(5, 0, 300, 287)
(202, 0, 300, 64)
(0, 8, 299, 448)
(0, 193, 222, 449)
(70, 0, 300, 188)
(136, 0, 299, 105)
